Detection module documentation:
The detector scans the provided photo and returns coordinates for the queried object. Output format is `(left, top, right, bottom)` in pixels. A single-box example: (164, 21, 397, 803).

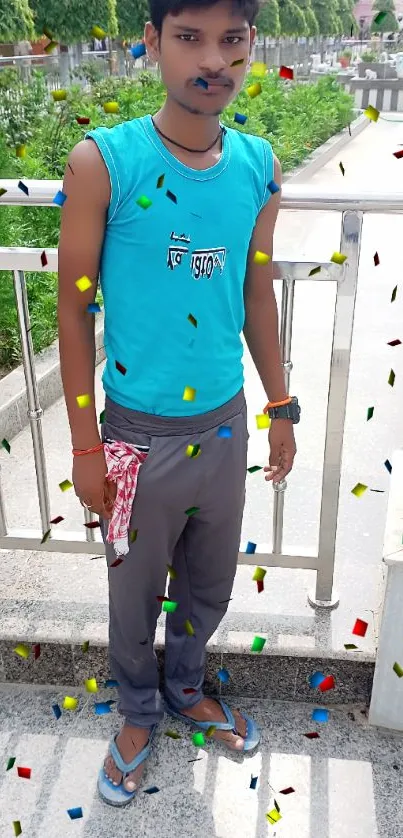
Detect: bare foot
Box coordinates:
(103, 723, 151, 792)
(181, 697, 247, 750)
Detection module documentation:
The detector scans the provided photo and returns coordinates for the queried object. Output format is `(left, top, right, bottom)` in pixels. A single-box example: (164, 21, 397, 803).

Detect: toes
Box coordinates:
(123, 773, 137, 792)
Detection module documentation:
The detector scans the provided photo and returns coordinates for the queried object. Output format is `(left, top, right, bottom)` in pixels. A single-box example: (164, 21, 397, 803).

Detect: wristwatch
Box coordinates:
(265, 395, 301, 424)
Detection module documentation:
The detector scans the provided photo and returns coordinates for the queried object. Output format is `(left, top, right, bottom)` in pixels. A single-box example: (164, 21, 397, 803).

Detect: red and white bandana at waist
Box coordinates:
(103, 440, 148, 557)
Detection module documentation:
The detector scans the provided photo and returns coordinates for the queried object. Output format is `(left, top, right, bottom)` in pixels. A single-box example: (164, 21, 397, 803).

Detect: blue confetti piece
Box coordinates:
(217, 667, 230, 684)
(94, 702, 112, 715)
(144, 786, 159, 794)
(53, 189, 67, 207)
(18, 180, 29, 196)
(67, 807, 83, 820)
(267, 179, 280, 194)
(384, 459, 392, 474)
(195, 77, 208, 89)
(234, 112, 247, 125)
(104, 679, 119, 688)
(250, 775, 258, 789)
(312, 708, 329, 723)
(309, 671, 325, 689)
(130, 42, 146, 59)
(87, 302, 101, 313)
(245, 541, 257, 554)
(217, 425, 232, 438)
(52, 703, 61, 720)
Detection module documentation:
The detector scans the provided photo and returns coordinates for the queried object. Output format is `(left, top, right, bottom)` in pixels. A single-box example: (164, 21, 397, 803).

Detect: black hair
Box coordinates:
(148, 0, 261, 35)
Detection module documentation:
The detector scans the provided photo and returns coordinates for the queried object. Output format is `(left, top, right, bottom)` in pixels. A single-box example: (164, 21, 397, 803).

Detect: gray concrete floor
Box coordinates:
(1, 114, 403, 662)
(0, 683, 402, 838)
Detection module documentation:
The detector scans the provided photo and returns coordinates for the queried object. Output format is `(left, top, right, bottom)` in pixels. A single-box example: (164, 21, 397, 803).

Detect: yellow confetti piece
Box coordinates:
(14, 644, 30, 659)
(184, 619, 195, 636)
(52, 89, 67, 101)
(252, 567, 267, 582)
(331, 252, 347, 265)
(16, 144, 26, 158)
(13, 822, 22, 837)
(266, 809, 282, 824)
(253, 250, 271, 265)
(91, 25, 107, 38)
(256, 413, 270, 430)
(364, 105, 379, 122)
(167, 564, 177, 579)
(59, 479, 73, 492)
(351, 482, 368, 497)
(186, 444, 201, 458)
(183, 386, 196, 402)
(85, 678, 98, 693)
(246, 82, 262, 98)
(63, 696, 78, 711)
(251, 61, 267, 77)
(104, 101, 119, 114)
(205, 725, 217, 737)
(76, 393, 91, 408)
(75, 275, 92, 292)
(393, 661, 403, 677)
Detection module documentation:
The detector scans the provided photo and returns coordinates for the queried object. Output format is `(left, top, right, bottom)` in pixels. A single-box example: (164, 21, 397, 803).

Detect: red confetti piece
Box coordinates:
(33, 644, 41, 660)
(256, 579, 264, 593)
(115, 360, 127, 375)
(40, 250, 48, 267)
(373, 252, 379, 266)
(388, 339, 401, 347)
(183, 688, 197, 694)
(304, 732, 320, 739)
(111, 558, 124, 568)
(352, 618, 368, 637)
(280, 787, 295, 794)
(84, 521, 101, 529)
(17, 766, 31, 779)
(393, 149, 403, 159)
(76, 116, 90, 125)
(318, 675, 335, 692)
(156, 596, 169, 603)
(279, 65, 293, 80)
(50, 515, 64, 524)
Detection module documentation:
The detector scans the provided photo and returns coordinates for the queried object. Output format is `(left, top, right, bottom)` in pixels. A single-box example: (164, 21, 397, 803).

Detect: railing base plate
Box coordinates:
(307, 589, 340, 610)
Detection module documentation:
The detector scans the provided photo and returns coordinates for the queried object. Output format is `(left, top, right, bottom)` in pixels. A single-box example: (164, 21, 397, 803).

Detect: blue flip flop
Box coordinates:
(97, 724, 157, 807)
(164, 697, 260, 753)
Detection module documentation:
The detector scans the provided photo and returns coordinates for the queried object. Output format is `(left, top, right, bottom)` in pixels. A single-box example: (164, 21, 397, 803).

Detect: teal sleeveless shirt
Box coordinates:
(85, 115, 274, 416)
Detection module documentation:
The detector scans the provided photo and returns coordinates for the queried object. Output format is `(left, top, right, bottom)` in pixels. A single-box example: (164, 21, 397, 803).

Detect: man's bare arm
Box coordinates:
(57, 138, 110, 450)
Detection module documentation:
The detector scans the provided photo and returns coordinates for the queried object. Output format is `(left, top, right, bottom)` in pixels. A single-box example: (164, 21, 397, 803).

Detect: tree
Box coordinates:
(0, 0, 35, 42)
(335, 0, 358, 34)
(278, 0, 307, 35)
(370, 0, 399, 32)
(28, 0, 118, 44)
(116, 0, 149, 40)
(256, 0, 281, 38)
(296, 0, 320, 35)
(311, 0, 340, 35)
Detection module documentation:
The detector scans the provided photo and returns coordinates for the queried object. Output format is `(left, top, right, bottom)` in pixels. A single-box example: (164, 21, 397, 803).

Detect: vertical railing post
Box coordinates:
(13, 269, 51, 537)
(272, 277, 295, 554)
(308, 210, 363, 608)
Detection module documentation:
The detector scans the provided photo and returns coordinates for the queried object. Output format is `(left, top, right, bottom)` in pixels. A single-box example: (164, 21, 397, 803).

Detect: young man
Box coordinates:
(58, 0, 299, 809)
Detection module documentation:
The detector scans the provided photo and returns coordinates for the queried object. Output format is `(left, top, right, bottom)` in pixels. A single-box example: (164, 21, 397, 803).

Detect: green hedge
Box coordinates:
(0, 69, 354, 374)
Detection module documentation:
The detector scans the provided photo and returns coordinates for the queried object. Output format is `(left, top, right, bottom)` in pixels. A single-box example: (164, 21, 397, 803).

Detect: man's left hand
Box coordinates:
(264, 419, 297, 483)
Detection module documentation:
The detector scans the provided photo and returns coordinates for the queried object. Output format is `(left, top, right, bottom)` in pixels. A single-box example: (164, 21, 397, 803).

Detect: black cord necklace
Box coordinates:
(151, 116, 225, 153)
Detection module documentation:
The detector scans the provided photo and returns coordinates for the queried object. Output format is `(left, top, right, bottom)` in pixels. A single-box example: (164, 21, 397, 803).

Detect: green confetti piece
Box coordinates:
(13, 822, 22, 837)
(162, 600, 178, 613)
(188, 313, 197, 327)
(184, 619, 195, 636)
(129, 529, 138, 543)
(374, 10, 387, 23)
(391, 286, 397, 303)
(185, 507, 199, 517)
(367, 406, 374, 421)
(6, 757, 16, 771)
(389, 369, 395, 387)
(339, 161, 345, 176)
(251, 636, 266, 653)
(136, 195, 152, 210)
(351, 483, 368, 497)
(81, 640, 89, 653)
(231, 58, 245, 66)
(99, 409, 105, 424)
(1, 438, 11, 453)
(59, 479, 73, 492)
(40, 529, 51, 544)
(309, 266, 321, 276)
(192, 731, 205, 747)
(344, 643, 358, 650)
(157, 174, 165, 189)
(247, 465, 262, 473)
(252, 567, 267, 582)
(164, 729, 181, 739)
(393, 661, 403, 677)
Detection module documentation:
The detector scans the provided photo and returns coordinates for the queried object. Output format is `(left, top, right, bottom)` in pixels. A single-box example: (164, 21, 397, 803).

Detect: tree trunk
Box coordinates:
(263, 35, 268, 65)
(59, 44, 70, 89)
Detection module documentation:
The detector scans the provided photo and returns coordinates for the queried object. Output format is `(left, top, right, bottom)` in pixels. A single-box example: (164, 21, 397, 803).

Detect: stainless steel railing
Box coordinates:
(1, 181, 401, 608)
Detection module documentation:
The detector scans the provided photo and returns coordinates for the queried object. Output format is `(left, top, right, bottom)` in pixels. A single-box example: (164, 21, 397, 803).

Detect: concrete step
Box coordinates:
(0, 683, 401, 838)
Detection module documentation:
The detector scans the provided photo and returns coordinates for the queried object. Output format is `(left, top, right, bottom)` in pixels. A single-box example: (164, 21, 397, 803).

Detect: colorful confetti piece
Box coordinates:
(1, 438, 11, 453)
(53, 190, 67, 207)
(131, 42, 146, 59)
(339, 161, 345, 176)
(388, 369, 395, 387)
(104, 101, 119, 114)
(253, 567, 267, 581)
(312, 708, 329, 723)
(14, 644, 30, 659)
(309, 671, 325, 688)
(136, 195, 152, 209)
(192, 732, 205, 747)
(364, 105, 379, 122)
(75, 275, 92, 292)
(351, 483, 368, 497)
(251, 636, 266, 653)
(318, 675, 335, 692)
(234, 112, 247, 125)
(253, 250, 270, 265)
(352, 618, 368, 637)
(279, 65, 293, 79)
(393, 662, 403, 677)
(331, 252, 347, 265)
(373, 252, 379, 266)
(63, 696, 78, 711)
(162, 600, 178, 613)
(17, 766, 31, 779)
(367, 406, 374, 421)
(217, 668, 230, 683)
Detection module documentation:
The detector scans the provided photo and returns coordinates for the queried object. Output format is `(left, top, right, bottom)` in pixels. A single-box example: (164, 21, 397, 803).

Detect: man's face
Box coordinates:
(145, 0, 256, 117)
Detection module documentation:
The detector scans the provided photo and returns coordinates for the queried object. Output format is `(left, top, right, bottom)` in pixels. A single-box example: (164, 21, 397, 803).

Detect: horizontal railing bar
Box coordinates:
(0, 247, 342, 281)
(0, 531, 319, 568)
(1, 179, 402, 214)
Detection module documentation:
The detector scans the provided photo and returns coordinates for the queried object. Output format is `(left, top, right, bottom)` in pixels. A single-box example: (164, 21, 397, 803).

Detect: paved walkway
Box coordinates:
(0, 684, 401, 838)
(1, 114, 403, 661)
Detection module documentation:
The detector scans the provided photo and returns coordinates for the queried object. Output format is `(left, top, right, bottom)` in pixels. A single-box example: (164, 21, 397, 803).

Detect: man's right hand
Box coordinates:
(72, 449, 117, 519)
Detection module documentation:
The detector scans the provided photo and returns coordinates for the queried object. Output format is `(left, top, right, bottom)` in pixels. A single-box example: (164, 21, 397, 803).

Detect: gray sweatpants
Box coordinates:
(100, 387, 249, 728)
